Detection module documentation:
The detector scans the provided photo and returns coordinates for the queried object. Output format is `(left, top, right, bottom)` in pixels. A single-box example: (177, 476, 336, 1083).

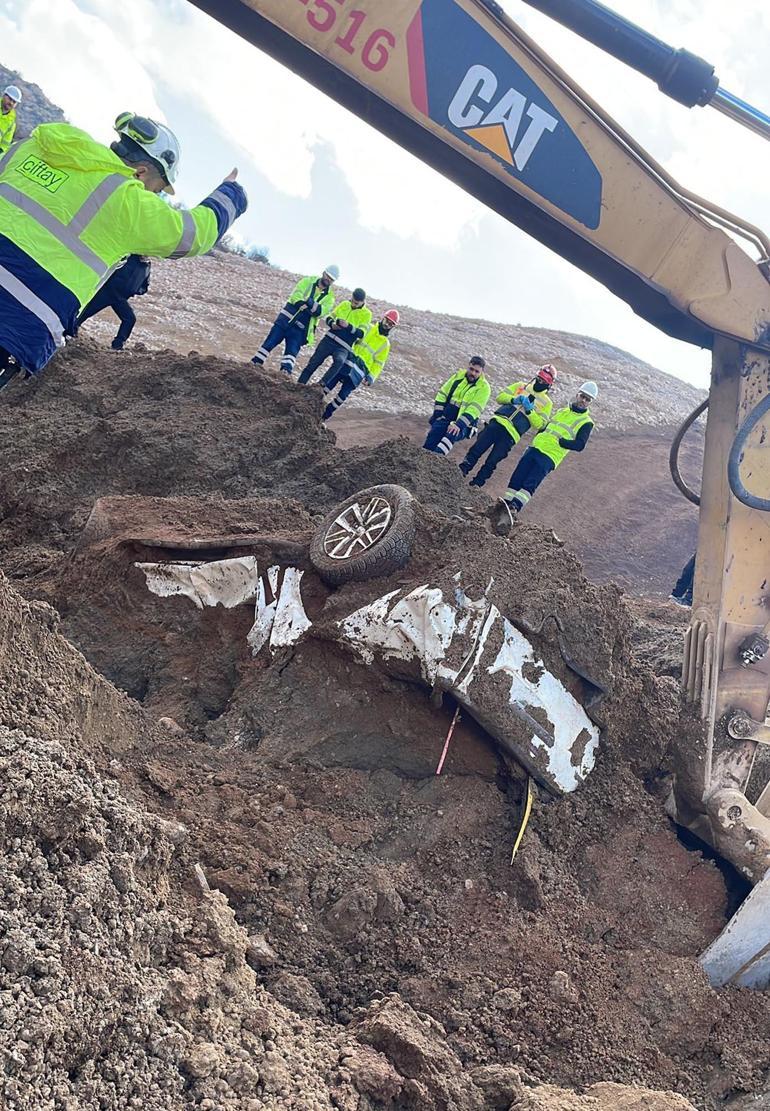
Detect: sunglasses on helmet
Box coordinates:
(116, 114, 177, 171)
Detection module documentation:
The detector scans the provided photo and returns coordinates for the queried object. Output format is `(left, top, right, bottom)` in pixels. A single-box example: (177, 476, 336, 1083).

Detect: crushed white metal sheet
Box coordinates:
(487, 616, 598, 793)
(338, 583, 599, 794)
(269, 567, 312, 650)
(247, 572, 278, 655)
(138, 561, 598, 791)
(137, 557, 260, 610)
(138, 559, 311, 655)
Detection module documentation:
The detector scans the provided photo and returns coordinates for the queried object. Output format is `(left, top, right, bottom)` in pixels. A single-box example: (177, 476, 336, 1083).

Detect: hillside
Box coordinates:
(0, 62, 66, 137)
(77, 251, 706, 593)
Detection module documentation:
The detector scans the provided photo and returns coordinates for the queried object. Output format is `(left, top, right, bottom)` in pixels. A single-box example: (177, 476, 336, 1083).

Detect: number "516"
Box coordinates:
(297, 0, 396, 72)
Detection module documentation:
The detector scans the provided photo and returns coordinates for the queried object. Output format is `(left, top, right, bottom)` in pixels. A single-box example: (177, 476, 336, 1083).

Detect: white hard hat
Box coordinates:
(322, 265, 340, 281)
(578, 380, 599, 400)
(3, 86, 21, 104)
(114, 112, 180, 193)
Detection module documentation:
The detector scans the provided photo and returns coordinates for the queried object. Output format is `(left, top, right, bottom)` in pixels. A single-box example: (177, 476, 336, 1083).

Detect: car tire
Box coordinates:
(309, 484, 416, 586)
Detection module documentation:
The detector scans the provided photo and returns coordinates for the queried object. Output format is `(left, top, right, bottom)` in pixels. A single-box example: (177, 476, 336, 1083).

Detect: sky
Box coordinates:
(2, 0, 769, 387)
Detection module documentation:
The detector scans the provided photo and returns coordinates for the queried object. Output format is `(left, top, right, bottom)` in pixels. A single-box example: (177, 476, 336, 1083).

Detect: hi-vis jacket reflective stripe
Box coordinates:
(532, 405, 594, 467)
(281, 275, 335, 344)
(434, 370, 491, 429)
(0, 108, 16, 154)
(351, 323, 391, 379)
(492, 381, 553, 441)
(325, 300, 372, 350)
(0, 123, 239, 373)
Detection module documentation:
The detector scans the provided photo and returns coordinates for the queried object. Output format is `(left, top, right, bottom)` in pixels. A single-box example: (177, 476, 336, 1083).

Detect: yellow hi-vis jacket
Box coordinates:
(325, 300, 372, 350)
(492, 381, 553, 441)
(350, 323, 391, 381)
(532, 405, 594, 467)
(433, 369, 491, 431)
(0, 122, 245, 373)
(282, 275, 336, 345)
(0, 107, 17, 154)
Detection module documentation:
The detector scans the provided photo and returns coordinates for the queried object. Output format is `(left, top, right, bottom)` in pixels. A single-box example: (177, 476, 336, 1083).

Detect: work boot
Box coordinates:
(111, 341, 124, 351)
(487, 498, 518, 536)
(458, 461, 470, 477)
(251, 354, 265, 367)
(469, 476, 484, 488)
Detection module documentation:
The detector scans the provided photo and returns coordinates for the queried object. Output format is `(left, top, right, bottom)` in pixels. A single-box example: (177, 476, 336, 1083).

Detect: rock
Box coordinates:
(354, 994, 484, 1110)
(492, 987, 522, 1012)
(340, 1044, 402, 1101)
(155, 816, 188, 845)
(325, 886, 378, 939)
(27, 599, 61, 632)
(549, 970, 579, 1003)
(269, 972, 324, 1017)
(157, 715, 185, 736)
(246, 934, 278, 970)
(470, 1064, 524, 1109)
(182, 1041, 220, 1079)
(143, 760, 177, 793)
(512, 1082, 698, 1110)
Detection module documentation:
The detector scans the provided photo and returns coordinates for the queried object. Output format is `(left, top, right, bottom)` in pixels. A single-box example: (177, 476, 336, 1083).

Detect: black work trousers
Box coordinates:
(298, 335, 349, 384)
(77, 291, 137, 348)
(459, 420, 516, 486)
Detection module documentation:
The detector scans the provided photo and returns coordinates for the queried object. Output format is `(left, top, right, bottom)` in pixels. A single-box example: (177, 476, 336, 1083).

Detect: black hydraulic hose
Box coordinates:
(670, 398, 708, 506)
(728, 394, 770, 512)
(517, 0, 718, 106)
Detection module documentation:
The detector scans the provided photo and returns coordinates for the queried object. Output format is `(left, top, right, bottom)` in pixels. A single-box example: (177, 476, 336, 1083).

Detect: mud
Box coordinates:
(1, 345, 769, 1110)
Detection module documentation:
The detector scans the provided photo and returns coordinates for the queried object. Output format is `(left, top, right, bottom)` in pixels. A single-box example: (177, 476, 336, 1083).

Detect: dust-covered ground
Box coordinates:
(0, 343, 766, 1111)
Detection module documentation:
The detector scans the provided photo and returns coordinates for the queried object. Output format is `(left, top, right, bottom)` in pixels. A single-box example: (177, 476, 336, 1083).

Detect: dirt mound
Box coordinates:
(21, 490, 768, 1109)
(3, 344, 770, 1109)
(0, 342, 484, 591)
(0, 571, 710, 1111)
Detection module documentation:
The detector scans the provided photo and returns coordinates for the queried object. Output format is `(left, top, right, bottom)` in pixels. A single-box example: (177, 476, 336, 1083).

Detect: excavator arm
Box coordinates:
(188, 0, 770, 983)
(191, 0, 770, 351)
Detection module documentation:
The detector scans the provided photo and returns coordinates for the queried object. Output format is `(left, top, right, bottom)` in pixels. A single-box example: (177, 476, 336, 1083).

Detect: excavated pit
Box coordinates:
(1, 343, 770, 1110)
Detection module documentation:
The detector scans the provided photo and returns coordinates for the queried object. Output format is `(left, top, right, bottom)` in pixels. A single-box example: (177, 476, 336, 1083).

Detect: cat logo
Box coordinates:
(448, 64, 558, 172)
(406, 0, 602, 229)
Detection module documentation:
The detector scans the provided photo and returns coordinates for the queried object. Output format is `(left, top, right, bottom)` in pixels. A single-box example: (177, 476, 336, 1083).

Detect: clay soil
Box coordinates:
(0, 345, 766, 1111)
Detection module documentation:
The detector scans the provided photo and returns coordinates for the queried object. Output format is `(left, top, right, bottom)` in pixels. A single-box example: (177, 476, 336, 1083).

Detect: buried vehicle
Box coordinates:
(65, 482, 770, 986)
(119, 484, 602, 797)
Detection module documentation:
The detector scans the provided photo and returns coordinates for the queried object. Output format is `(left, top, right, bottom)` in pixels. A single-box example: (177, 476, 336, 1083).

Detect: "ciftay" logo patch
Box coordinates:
(15, 156, 70, 194)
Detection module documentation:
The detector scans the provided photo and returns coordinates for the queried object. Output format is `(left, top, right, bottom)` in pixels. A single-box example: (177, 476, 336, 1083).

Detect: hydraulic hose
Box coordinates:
(670, 398, 709, 506)
(728, 394, 770, 511)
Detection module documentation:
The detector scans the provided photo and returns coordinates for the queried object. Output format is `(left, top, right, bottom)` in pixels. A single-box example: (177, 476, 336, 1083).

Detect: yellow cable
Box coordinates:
(510, 776, 534, 865)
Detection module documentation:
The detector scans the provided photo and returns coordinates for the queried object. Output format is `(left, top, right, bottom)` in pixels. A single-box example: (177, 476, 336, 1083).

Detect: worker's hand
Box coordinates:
(447, 422, 461, 437)
(224, 168, 238, 182)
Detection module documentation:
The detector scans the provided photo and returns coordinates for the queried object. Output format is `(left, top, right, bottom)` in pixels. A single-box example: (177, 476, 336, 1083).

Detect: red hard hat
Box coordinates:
(537, 364, 556, 386)
(383, 309, 400, 326)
